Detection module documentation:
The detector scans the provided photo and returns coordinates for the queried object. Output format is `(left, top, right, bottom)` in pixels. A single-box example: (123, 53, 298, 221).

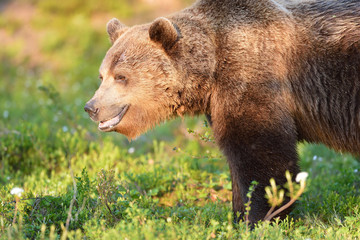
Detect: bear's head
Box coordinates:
(84, 17, 186, 139)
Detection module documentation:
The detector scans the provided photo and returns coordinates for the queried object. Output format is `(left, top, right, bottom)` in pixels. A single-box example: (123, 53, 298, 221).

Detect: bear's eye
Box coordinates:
(98, 74, 103, 82)
(115, 75, 127, 83)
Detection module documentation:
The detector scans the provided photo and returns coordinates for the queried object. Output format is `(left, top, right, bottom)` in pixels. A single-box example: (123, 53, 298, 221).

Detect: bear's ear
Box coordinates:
(107, 18, 127, 44)
(149, 17, 182, 51)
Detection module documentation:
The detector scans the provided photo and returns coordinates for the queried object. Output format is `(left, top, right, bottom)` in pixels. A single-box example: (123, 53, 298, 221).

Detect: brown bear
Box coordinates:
(85, 0, 360, 223)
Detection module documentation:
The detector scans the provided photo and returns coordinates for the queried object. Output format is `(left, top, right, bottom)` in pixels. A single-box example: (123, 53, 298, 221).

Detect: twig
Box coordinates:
(264, 185, 305, 221)
(65, 169, 77, 231)
(133, 181, 147, 196)
(264, 204, 276, 220)
(74, 198, 86, 222)
(29, 197, 42, 221)
(12, 198, 18, 224)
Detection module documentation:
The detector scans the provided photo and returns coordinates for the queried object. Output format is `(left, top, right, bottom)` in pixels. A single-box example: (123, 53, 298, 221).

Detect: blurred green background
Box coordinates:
(0, 0, 359, 239)
(0, 0, 197, 177)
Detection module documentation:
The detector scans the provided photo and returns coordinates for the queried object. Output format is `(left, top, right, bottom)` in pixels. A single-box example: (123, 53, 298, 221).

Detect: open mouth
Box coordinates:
(98, 105, 129, 131)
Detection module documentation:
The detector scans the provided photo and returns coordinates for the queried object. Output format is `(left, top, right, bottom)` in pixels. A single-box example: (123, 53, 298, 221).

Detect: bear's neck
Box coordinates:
(167, 8, 217, 116)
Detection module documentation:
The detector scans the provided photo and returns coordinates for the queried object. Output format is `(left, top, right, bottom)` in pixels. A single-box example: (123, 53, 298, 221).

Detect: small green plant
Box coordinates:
(96, 169, 120, 222)
(264, 171, 308, 221)
(187, 120, 215, 143)
(244, 180, 258, 233)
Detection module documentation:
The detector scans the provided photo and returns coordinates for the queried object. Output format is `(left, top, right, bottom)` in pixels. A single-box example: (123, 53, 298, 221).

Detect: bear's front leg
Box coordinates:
(212, 95, 300, 223)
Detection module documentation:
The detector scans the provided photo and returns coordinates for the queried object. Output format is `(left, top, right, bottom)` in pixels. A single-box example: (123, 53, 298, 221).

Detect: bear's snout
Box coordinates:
(84, 100, 99, 120)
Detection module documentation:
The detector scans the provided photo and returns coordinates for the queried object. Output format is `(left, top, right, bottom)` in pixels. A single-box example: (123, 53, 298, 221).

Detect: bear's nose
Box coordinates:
(84, 101, 99, 116)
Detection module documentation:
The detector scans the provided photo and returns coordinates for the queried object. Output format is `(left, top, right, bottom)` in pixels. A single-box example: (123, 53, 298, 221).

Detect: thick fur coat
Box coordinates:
(85, 0, 360, 222)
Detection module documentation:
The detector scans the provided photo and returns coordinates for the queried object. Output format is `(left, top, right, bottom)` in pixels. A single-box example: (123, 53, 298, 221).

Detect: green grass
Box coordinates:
(1, 0, 360, 239)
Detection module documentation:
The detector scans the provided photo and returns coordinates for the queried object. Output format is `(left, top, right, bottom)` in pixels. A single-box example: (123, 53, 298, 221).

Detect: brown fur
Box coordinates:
(85, 0, 360, 223)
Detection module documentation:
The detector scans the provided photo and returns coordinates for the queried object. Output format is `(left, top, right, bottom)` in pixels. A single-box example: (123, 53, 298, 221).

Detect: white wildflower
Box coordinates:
(62, 126, 68, 132)
(295, 172, 309, 183)
(10, 187, 24, 197)
(128, 147, 135, 154)
(3, 110, 9, 119)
